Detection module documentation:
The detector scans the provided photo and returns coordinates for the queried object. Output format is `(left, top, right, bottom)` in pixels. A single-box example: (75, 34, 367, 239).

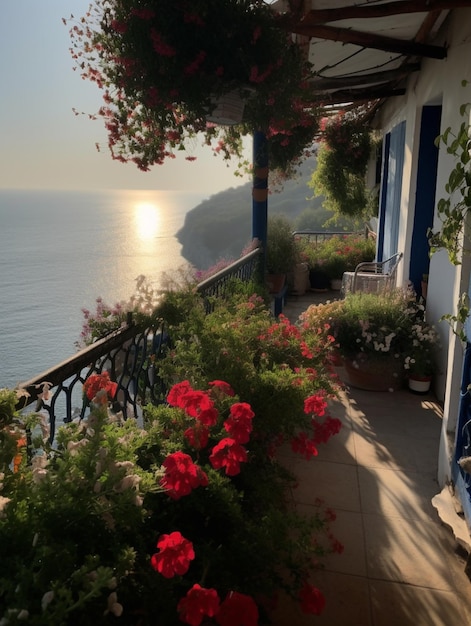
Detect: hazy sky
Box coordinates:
(0, 1, 252, 192)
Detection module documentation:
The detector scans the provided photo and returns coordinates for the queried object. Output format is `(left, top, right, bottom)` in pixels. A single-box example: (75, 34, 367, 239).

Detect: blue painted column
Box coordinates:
(252, 131, 268, 285)
(252, 130, 268, 251)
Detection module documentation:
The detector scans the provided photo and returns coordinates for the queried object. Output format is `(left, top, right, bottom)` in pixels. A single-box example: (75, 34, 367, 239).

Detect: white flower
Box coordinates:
(0, 496, 11, 516)
(41, 591, 54, 611)
(105, 592, 123, 617)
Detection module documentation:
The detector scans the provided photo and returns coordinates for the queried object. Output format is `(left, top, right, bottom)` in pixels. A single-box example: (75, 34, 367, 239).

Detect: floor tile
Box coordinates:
(358, 466, 439, 521)
(370, 579, 471, 626)
(290, 458, 361, 512)
(363, 513, 455, 590)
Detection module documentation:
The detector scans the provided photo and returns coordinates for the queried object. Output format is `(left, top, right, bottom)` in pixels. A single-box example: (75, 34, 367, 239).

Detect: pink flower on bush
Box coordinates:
(160, 451, 208, 499)
(150, 531, 195, 578)
(178, 584, 220, 626)
(223, 403, 255, 444)
(215, 591, 259, 626)
(209, 438, 248, 476)
(298, 583, 326, 615)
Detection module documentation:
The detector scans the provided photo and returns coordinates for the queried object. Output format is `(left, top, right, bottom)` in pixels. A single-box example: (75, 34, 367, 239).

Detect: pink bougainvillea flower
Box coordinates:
(160, 451, 208, 499)
(83, 371, 117, 402)
(298, 583, 326, 615)
(167, 381, 193, 407)
(150, 531, 195, 578)
(184, 423, 210, 450)
(304, 394, 327, 417)
(209, 438, 247, 476)
(177, 584, 220, 626)
(208, 380, 235, 397)
(215, 591, 259, 626)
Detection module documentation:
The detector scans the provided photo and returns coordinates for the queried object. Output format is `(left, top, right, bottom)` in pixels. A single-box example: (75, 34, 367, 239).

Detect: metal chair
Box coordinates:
(341, 252, 403, 296)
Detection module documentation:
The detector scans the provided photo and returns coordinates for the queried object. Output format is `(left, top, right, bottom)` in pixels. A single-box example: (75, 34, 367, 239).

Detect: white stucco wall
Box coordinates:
(374, 9, 471, 487)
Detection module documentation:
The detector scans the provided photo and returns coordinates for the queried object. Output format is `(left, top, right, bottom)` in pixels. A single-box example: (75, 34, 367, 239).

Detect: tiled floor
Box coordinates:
(273, 289, 471, 625)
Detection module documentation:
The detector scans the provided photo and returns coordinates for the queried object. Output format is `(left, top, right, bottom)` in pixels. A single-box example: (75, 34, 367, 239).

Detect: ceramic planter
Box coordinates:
(408, 375, 432, 394)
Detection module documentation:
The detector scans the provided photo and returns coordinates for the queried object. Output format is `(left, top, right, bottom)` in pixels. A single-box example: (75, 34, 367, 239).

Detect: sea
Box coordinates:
(0, 188, 209, 389)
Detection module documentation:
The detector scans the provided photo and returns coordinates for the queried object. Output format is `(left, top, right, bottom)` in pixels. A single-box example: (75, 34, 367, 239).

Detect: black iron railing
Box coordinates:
(292, 229, 372, 245)
(16, 248, 262, 440)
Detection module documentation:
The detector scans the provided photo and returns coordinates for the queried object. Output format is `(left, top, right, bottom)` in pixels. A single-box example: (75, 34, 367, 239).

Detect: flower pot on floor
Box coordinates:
(266, 273, 286, 295)
(309, 268, 330, 291)
(344, 354, 404, 391)
(408, 375, 432, 394)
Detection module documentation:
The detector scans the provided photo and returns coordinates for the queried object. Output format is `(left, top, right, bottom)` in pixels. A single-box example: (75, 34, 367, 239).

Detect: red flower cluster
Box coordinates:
(150, 531, 195, 578)
(83, 371, 118, 404)
(177, 585, 259, 626)
(160, 451, 208, 500)
(290, 395, 342, 460)
(299, 583, 326, 615)
(165, 381, 252, 477)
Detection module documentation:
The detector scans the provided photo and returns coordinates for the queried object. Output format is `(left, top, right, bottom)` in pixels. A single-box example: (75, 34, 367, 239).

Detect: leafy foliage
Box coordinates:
(309, 113, 373, 218)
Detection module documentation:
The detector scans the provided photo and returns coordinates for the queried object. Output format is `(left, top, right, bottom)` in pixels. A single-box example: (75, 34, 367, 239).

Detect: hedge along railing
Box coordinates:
(196, 247, 262, 311)
(292, 228, 374, 245)
(16, 247, 263, 441)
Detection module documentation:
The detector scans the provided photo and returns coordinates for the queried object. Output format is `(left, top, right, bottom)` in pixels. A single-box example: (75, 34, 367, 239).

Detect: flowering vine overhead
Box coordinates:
(67, 0, 318, 174)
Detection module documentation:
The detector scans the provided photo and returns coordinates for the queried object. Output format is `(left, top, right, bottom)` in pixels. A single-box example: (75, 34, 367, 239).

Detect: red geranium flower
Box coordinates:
(150, 531, 195, 579)
(179, 390, 213, 416)
(223, 403, 254, 444)
(178, 584, 220, 626)
(184, 424, 210, 450)
(298, 583, 326, 615)
(291, 432, 318, 460)
(83, 371, 117, 402)
(160, 451, 208, 499)
(209, 438, 247, 476)
(208, 380, 235, 397)
(215, 591, 259, 626)
(304, 394, 327, 417)
(167, 381, 193, 407)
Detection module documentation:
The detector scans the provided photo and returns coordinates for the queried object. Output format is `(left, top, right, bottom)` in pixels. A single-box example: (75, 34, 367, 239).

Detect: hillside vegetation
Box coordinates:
(177, 158, 338, 269)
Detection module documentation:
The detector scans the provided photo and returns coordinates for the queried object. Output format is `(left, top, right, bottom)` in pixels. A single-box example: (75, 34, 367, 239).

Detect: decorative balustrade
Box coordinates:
(16, 248, 262, 441)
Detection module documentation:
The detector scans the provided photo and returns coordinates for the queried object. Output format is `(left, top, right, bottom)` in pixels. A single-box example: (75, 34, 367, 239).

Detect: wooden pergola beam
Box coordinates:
(295, 1, 471, 25)
(307, 63, 420, 91)
(312, 88, 406, 105)
(290, 23, 447, 59)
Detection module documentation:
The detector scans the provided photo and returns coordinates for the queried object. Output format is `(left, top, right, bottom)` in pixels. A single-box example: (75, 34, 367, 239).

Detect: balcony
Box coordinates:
(2, 269, 471, 625)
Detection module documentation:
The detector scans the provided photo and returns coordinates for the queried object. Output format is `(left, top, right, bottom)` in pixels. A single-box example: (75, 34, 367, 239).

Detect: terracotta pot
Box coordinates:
(408, 375, 432, 394)
(266, 273, 286, 294)
(344, 355, 403, 391)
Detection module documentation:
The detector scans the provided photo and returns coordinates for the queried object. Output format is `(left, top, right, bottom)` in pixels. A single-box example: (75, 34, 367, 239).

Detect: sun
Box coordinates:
(134, 202, 160, 240)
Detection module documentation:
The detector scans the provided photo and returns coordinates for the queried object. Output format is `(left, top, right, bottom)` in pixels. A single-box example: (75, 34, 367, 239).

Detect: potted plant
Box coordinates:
(306, 291, 415, 391)
(265, 215, 299, 293)
(67, 0, 319, 175)
(403, 317, 440, 393)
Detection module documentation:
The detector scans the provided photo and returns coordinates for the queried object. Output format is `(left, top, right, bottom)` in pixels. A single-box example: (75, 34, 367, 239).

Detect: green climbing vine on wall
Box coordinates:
(428, 81, 471, 341)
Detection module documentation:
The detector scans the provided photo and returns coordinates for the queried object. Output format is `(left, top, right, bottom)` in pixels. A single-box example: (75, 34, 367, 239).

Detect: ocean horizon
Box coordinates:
(0, 188, 209, 389)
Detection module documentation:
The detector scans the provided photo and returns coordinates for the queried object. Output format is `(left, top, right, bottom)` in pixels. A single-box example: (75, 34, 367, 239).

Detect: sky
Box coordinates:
(0, 1, 252, 192)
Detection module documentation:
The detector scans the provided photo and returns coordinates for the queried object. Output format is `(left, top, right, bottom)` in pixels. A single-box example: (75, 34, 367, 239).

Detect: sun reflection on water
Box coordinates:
(134, 202, 160, 240)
